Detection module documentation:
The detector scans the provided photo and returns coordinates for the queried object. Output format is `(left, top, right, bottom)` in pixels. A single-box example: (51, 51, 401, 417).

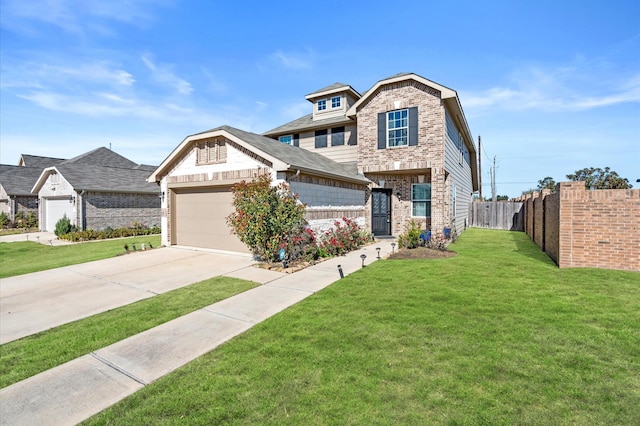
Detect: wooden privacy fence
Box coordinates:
(469, 201, 524, 231)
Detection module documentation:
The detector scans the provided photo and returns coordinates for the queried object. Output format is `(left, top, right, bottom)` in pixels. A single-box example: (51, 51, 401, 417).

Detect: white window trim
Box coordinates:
(411, 183, 431, 218)
(317, 99, 327, 111)
(331, 96, 341, 108)
(387, 109, 409, 148)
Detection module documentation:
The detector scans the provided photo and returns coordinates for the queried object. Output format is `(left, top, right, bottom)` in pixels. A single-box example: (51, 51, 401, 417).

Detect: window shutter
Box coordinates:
(409, 107, 418, 146)
(331, 127, 344, 146)
(377, 112, 386, 149)
(293, 134, 299, 147)
(315, 129, 327, 148)
(218, 140, 227, 162)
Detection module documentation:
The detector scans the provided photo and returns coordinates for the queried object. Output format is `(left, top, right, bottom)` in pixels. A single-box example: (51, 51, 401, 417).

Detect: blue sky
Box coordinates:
(1, 0, 638, 197)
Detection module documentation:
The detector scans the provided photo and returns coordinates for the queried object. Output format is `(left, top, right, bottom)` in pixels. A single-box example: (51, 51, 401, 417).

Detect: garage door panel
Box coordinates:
(173, 187, 249, 253)
(45, 199, 74, 232)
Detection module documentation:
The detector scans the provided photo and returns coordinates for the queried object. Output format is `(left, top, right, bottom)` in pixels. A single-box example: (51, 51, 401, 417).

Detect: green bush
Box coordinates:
(54, 214, 76, 236)
(0, 211, 8, 228)
(398, 219, 423, 249)
(227, 175, 308, 263)
(59, 224, 161, 241)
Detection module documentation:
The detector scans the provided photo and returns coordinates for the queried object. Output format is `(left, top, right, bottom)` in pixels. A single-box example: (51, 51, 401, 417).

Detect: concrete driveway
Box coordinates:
(0, 246, 265, 344)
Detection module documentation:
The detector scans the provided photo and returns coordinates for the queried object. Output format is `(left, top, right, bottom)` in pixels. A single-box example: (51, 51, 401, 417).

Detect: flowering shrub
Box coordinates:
(227, 175, 308, 263)
(426, 232, 449, 251)
(318, 217, 371, 257)
(279, 226, 319, 263)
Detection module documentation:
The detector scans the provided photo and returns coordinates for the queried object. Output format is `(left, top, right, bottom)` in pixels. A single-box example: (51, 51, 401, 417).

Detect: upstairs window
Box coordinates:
(315, 129, 327, 148)
(412, 183, 431, 217)
(378, 107, 418, 149)
(278, 135, 293, 145)
(317, 99, 327, 111)
(331, 127, 344, 146)
(197, 139, 227, 165)
(331, 96, 341, 108)
(388, 109, 408, 147)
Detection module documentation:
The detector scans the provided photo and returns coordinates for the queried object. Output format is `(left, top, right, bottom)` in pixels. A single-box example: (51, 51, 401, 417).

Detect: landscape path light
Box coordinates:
(360, 253, 367, 268)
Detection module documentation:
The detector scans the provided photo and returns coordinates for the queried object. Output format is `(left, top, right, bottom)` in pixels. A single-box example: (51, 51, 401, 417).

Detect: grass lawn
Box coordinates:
(0, 235, 161, 278)
(0, 276, 258, 388)
(84, 228, 640, 425)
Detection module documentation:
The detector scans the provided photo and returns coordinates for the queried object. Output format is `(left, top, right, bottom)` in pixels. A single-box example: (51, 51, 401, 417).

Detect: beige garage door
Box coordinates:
(173, 187, 249, 253)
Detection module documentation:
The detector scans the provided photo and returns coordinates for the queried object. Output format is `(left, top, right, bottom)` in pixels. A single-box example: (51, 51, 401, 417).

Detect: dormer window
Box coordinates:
(317, 99, 327, 111)
(331, 96, 341, 108)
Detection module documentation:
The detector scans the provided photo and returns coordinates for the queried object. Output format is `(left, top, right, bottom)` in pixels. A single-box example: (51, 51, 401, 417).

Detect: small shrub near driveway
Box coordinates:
(317, 217, 372, 257)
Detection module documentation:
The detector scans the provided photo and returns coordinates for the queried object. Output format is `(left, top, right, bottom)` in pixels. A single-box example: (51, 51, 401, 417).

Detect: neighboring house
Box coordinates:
(148, 126, 370, 253)
(0, 155, 65, 223)
(151, 72, 478, 253)
(31, 147, 161, 232)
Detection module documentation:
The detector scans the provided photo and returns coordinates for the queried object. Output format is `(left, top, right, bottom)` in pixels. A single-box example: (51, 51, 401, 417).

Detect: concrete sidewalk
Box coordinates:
(0, 241, 396, 426)
(0, 231, 72, 246)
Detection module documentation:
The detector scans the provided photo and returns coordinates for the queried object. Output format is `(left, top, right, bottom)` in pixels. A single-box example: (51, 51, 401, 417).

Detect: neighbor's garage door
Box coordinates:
(45, 198, 74, 232)
(173, 187, 249, 253)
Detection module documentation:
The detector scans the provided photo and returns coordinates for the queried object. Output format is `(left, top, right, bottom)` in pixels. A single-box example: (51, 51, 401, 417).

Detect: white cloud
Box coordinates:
(1, 0, 172, 36)
(461, 65, 640, 112)
(282, 101, 310, 119)
(269, 49, 313, 70)
(142, 55, 193, 95)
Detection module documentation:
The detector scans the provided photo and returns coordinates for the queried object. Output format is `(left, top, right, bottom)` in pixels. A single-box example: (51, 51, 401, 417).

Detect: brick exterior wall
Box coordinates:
(355, 80, 448, 234)
(519, 182, 640, 272)
(543, 192, 560, 263)
(82, 192, 160, 230)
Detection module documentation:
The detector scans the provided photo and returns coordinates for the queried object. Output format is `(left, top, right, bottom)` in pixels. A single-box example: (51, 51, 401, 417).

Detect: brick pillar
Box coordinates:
(557, 181, 585, 268)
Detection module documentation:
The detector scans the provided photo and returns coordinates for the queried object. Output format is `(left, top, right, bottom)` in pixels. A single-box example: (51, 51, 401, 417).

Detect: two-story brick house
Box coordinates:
(264, 72, 479, 237)
(151, 72, 477, 253)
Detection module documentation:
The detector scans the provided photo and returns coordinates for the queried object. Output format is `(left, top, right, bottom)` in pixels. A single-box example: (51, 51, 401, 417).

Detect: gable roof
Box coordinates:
(29, 147, 159, 194)
(346, 72, 479, 191)
(149, 125, 369, 185)
(18, 154, 66, 168)
(305, 82, 361, 101)
(63, 147, 138, 168)
(33, 164, 159, 194)
(262, 113, 354, 137)
(0, 165, 44, 196)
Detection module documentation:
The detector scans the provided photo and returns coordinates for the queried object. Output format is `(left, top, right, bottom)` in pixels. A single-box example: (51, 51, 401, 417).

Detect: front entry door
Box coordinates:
(372, 190, 391, 236)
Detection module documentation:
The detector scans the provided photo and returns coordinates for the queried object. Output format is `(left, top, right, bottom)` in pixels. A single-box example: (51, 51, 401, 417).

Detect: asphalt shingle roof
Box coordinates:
(262, 113, 354, 137)
(63, 147, 138, 168)
(53, 163, 158, 194)
(194, 125, 368, 184)
(0, 166, 44, 195)
(19, 155, 66, 169)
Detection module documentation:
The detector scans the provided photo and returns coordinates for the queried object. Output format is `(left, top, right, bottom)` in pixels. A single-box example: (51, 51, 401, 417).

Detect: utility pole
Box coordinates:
(491, 156, 497, 202)
(478, 135, 482, 200)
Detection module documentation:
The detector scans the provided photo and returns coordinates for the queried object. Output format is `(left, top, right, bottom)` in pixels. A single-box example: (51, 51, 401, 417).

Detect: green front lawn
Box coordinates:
(84, 229, 640, 425)
(0, 235, 161, 278)
(0, 276, 258, 388)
